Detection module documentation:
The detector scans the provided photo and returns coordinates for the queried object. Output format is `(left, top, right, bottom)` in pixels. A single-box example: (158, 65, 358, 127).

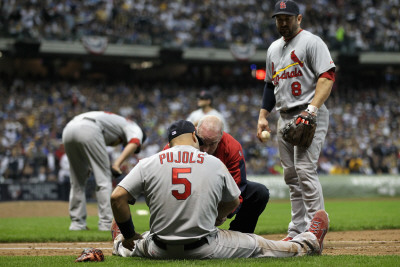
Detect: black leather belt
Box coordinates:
(280, 104, 308, 114)
(153, 236, 208, 250)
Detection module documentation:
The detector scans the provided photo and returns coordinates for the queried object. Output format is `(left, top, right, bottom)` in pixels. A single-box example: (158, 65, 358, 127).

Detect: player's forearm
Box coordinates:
(217, 198, 240, 219)
(113, 143, 138, 168)
(259, 108, 270, 120)
(310, 77, 334, 108)
(111, 186, 133, 223)
(111, 186, 139, 242)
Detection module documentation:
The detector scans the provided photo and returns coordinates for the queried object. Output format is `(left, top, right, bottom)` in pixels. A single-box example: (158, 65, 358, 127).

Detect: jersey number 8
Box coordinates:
(291, 82, 302, 96)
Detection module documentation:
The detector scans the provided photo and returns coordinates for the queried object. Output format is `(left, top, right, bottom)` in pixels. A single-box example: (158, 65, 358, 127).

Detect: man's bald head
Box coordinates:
(197, 115, 224, 154)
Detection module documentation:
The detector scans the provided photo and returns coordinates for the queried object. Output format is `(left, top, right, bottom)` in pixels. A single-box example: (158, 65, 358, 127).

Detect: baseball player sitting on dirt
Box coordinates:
(110, 119, 329, 259)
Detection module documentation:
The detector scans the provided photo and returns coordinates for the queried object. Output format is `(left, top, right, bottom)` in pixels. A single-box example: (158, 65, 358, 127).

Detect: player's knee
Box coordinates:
(254, 183, 270, 206)
(260, 184, 270, 203)
(283, 166, 297, 184)
(294, 165, 317, 181)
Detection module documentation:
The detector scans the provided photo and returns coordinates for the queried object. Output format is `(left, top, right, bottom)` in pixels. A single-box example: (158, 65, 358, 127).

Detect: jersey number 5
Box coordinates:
(172, 168, 192, 200)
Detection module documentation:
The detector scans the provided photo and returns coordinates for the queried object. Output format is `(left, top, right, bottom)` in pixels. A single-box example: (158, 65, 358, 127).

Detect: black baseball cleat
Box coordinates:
(308, 210, 329, 254)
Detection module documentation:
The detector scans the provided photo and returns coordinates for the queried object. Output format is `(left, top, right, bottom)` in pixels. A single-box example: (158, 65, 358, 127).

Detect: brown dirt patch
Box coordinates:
(0, 201, 399, 256)
(264, 229, 400, 256)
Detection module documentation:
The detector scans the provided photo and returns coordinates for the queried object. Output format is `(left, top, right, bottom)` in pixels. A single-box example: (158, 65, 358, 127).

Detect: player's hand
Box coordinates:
(215, 216, 227, 226)
(257, 117, 271, 143)
(121, 232, 143, 251)
(111, 165, 122, 179)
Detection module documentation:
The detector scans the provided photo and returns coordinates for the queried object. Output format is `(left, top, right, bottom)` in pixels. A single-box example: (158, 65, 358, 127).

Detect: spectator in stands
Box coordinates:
(0, 78, 399, 184)
(1, 0, 400, 51)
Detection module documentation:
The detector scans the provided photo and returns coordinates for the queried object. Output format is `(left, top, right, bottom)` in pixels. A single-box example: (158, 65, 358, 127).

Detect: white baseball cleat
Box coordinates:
(112, 233, 123, 256)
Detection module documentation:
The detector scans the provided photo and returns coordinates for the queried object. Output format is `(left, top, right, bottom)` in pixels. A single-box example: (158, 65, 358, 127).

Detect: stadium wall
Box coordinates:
(249, 175, 400, 199)
(1, 175, 399, 201)
(3, 38, 400, 64)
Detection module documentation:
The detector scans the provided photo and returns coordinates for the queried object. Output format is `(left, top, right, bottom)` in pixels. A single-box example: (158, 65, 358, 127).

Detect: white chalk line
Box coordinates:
(0, 247, 112, 250)
(0, 240, 398, 250)
(328, 241, 400, 243)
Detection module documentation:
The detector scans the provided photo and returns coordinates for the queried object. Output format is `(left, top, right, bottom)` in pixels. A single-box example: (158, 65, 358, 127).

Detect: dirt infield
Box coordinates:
(1, 201, 399, 256)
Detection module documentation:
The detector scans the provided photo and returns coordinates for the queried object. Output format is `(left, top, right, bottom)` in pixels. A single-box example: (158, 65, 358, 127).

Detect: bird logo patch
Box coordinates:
(290, 50, 304, 67)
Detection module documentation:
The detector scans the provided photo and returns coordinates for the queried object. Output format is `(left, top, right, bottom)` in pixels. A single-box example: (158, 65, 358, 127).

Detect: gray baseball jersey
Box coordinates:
(118, 145, 240, 243)
(265, 30, 335, 111)
(73, 111, 144, 146)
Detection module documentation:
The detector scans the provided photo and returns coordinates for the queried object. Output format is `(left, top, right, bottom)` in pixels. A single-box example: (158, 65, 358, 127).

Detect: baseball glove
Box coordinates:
(75, 248, 104, 262)
(280, 110, 317, 148)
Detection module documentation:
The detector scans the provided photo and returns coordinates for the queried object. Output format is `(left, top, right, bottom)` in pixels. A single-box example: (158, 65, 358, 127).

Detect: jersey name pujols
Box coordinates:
(159, 151, 205, 164)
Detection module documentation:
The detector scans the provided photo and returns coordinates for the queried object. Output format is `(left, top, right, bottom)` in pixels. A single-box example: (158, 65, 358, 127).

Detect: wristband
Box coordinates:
(116, 216, 135, 239)
(306, 105, 318, 115)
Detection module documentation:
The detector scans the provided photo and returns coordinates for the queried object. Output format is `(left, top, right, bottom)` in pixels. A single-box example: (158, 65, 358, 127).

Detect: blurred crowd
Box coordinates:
(1, 0, 400, 51)
(1, 77, 399, 184)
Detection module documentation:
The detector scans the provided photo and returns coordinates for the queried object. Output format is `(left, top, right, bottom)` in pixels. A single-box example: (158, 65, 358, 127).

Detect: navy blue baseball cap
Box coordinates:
(197, 90, 213, 100)
(272, 0, 300, 18)
(168, 120, 204, 146)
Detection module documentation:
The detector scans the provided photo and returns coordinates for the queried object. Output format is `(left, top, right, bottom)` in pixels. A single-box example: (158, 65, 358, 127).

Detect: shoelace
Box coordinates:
(309, 220, 321, 234)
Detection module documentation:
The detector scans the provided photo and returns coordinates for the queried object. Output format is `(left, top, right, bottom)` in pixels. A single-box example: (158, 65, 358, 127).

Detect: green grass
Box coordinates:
(256, 197, 400, 234)
(0, 198, 399, 266)
(1, 198, 399, 242)
(0, 255, 399, 267)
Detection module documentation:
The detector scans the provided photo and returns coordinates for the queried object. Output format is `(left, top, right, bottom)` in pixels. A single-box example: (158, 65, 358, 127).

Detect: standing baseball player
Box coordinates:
(257, 0, 335, 241)
(186, 90, 230, 132)
(110, 120, 329, 259)
(62, 111, 146, 231)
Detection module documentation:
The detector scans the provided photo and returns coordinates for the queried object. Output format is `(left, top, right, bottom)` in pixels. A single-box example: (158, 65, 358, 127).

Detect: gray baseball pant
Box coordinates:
(277, 105, 329, 237)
